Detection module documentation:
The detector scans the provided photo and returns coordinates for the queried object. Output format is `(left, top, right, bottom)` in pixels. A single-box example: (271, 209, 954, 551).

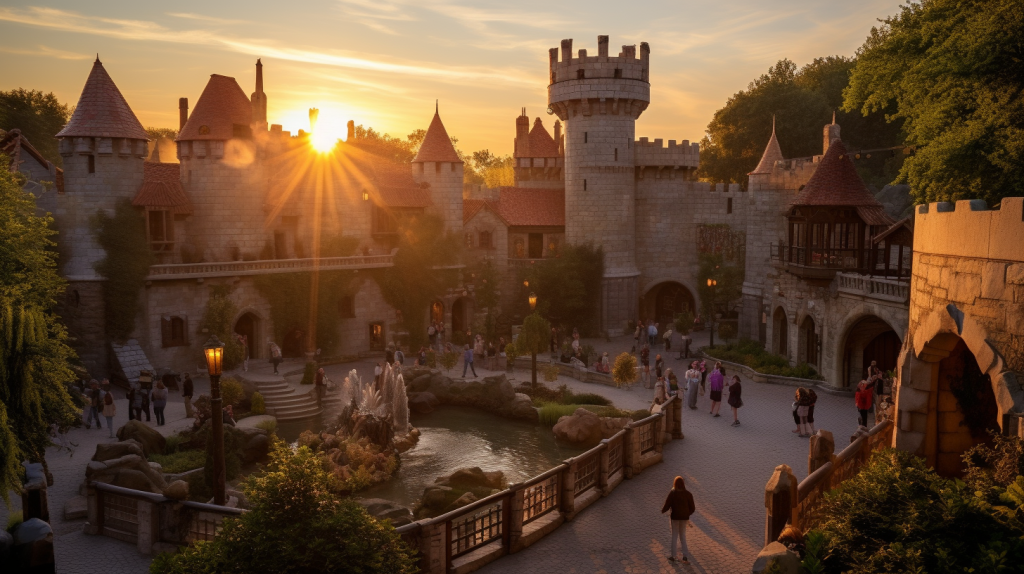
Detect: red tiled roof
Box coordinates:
(132, 162, 193, 215)
(749, 125, 783, 175)
(177, 75, 253, 141)
(412, 111, 462, 163)
(494, 187, 564, 227)
(857, 205, 896, 227)
(57, 59, 149, 140)
(790, 139, 883, 207)
(525, 118, 560, 158)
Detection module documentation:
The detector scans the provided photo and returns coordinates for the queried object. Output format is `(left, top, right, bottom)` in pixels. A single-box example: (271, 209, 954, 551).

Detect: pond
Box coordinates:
(361, 406, 585, 507)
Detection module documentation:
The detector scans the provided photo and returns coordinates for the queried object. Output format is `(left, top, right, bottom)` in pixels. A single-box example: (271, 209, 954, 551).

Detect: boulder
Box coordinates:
(422, 485, 453, 508)
(86, 453, 168, 493)
(752, 542, 800, 574)
(408, 374, 433, 393)
(163, 480, 189, 500)
(226, 488, 249, 509)
(442, 467, 506, 490)
(444, 492, 478, 513)
(12, 518, 52, 545)
(92, 440, 145, 462)
(240, 434, 270, 463)
(552, 408, 604, 447)
(116, 420, 166, 456)
(509, 393, 539, 422)
(358, 498, 413, 527)
(446, 375, 515, 412)
(408, 392, 440, 414)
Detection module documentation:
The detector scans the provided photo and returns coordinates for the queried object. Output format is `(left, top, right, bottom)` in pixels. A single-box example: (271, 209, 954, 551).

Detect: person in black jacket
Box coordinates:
(661, 476, 696, 563)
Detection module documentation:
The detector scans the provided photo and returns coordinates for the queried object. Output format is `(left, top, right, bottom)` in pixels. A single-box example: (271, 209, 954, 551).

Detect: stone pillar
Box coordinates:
(136, 498, 157, 554)
(84, 484, 100, 535)
(560, 460, 577, 519)
(598, 441, 611, 494)
(418, 520, 446, 574)
(808, 430, 835, 474)
(622, 425, 638, 478)
(764, 464, 797, 546)
(654, 413, 667, 453)
(670, 397, 683, 440)
(507, 486, 525, 552)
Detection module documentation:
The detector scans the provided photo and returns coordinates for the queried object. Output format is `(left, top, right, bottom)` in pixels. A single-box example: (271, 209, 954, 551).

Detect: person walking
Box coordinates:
(684, 362, 701, 410)
(182, 373, 194, 419)
(727, 375, 743, 426)
(102, 390, 117, 438)
(681, 333, 691, 360)
(462, 344, 478, 378)
(632, 321, 641, 353)
(795, 388, 812, 437)
(654, 354, 665, 381)
(428, 323, 437, 349)
(238, 334, 249, 372)
(791, 390, 802, 435)
(151, 381, 168, 426)
(666, 368, 679, 397)
(699, 359, 708, 394)
(648, 321, 658, 350)
(129, 381, 143, 421)
(654, 376, 668, 403)
(806, 387, 818, 435)
(661, 476, 696, 563)
(86, 380, 103, 430)
(314, 367, 326, 408)
(855, 381, 874, 427)
(640, 345, 651, 388)
(138, 372, 153, 421)
(269, 340, 283, 375)
(708, 363, 725, 417)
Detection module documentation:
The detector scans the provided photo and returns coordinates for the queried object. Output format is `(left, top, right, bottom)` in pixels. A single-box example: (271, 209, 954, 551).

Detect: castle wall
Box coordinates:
(412, 161, 464, 233)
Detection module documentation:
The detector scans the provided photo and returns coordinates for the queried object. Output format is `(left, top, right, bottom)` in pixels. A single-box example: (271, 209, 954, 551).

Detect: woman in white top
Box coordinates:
(684, 362, 701, 410)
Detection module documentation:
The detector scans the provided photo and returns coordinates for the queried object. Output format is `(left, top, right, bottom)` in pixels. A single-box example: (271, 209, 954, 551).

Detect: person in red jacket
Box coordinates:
(661, 476, 696, 563)
(855, 380, 874, 427)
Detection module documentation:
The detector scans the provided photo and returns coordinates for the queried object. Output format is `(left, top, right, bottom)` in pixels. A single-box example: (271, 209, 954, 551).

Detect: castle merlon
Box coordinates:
(634, 138, 700, 169)
(914, 197, 1024, 262)
(549, 36, 649, 84)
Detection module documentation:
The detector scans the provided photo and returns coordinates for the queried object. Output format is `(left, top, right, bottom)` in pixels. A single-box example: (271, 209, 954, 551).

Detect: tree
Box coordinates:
(697, 253, 742, 348)
(200, 285, 244, 369)
(92, 200, 155, 341)
(504, 342, 521, 375)
(698, 58, 903, 187)
(145, 127, 178, 162)
(519, 313, 551, 389)
(468, 150, 515, 188)
(522, 243, 604, 335)
(612, 352, 638, 389)
(151, 445, 417, 574)
(673, 310, 695, 337)
(346, 125, 423, 164)
(373, 213, 461, 347)
(843, 0, 1024, 206)
(439, 350, 458, 375)
(0, 89, 73, 167)
(0, 162, 79, 501)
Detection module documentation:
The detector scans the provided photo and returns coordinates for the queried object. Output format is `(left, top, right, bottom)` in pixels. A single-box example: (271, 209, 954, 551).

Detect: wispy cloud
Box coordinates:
(0, 44, 91, 60)
(0, 6, 537, 86)
(166, 12, 250, 25)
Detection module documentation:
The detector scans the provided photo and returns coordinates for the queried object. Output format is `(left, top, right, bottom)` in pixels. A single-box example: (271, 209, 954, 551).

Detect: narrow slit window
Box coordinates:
(87, 155, 95, 173)
(584, 179, 587, 191)
(584, 132, 588, 143)
(727, 198, 733, 214)
(614, 148, 618, 161)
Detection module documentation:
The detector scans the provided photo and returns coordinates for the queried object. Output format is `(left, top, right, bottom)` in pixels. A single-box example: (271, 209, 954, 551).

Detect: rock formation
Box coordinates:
(552, 408, 629, 447)
(404, 368, 538, 423)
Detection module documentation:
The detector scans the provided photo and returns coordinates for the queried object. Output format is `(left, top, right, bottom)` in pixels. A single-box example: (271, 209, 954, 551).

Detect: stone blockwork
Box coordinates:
(893, 198, 1024, 475)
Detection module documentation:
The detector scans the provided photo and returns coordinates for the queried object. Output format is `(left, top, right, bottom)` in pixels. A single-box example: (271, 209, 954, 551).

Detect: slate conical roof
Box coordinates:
(749, 121, 783, 175)
(177, 75, 253, 141)
(791, 139, 881, 207)
(57, 58, 148, 140)
(412, 108, 462, 163)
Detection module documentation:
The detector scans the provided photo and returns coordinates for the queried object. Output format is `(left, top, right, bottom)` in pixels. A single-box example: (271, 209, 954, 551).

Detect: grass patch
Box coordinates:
(149, 450, 205, 473)
(163, 432, 186, 454)
(256, 419, 278, 435)
(705, 339, 823, 380)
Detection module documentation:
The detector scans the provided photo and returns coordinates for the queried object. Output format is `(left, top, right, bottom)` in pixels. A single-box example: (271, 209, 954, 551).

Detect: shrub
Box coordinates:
(963, 432, 1024, 491)
(439, 351, 459, 374)
(514, 383, 612, 407)
(705, 339, 823, 380)
(152, 445, 417, 574)
(6, 510, 23, 532)
(300, 362, 316, 385)
(717, 322, 737, 341)
(543, 363, 560, 382)
(250, 391, 266, 415)
(809, 449, 1024, 573)
(612, 352, 638, 388)
(504, 343, 521, 372)
(255, 418, 277, 435)
(673, 310, 695, 336)
(163, 433, 186, 454)
(220, 377, 244, 407)
(149, 450, 205, 474)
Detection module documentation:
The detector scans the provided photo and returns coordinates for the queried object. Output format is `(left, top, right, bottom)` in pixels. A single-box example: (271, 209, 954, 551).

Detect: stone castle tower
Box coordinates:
(548, 36, 650, 335)
(411, 105, 464, 232)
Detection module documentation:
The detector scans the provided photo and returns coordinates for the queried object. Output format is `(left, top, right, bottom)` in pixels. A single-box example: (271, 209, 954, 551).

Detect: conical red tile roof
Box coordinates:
(526, 118, 560, 158)
(749, 124, 783, 175)
(177, 75, 253, 141)
(57, 58, 148, 140)
(790, 139, 881, 207)
(412, 111, 462, 163)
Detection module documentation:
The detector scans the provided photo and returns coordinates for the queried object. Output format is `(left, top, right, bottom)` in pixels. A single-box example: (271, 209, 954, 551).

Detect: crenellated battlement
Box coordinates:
(548, 36, 649, 84)
(634, 137, 700, 168)
(547, 35, 651, 121)
(914, 197, 1024, 262)
(58, 136, 148, 158)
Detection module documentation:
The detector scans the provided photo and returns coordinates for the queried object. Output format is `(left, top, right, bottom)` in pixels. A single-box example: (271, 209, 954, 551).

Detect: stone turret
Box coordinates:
(547, 35, 651, 334)
(411, 105, 463, 232)
(513, 110, 563, 189)
(251, 59, 268, 131)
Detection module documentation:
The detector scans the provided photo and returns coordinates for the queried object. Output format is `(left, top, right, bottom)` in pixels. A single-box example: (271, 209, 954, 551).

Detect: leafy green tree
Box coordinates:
(697, 253, 743, 348)
(92, 200, 155, 341)
(673, 310, 695, 337)
(843, 0, 1024, 205)
(612, 352, 638, 389)
(151, 445, 417, 574)
(439, 350, 458, 375)
(519, 313, 551, 389)
(470, 259, 500, 340)
(373, 213, 461, 347)
(346, 125, 422, 164)
(0, 163, 79, 501)
(199, 285, 244, 369)
(522, 243, 604, 335)
(0, 89, 73, 167)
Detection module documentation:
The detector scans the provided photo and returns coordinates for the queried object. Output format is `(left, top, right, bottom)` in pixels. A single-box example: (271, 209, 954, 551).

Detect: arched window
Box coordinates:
(161, 316, 188, 348)
(478, 230, 493, 249)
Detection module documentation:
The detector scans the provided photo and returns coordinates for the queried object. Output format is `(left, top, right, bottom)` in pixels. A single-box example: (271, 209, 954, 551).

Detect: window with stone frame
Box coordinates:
(147, 209, 174, 252)
(478, 230, 493, 250)
(161, 316, 188, 348)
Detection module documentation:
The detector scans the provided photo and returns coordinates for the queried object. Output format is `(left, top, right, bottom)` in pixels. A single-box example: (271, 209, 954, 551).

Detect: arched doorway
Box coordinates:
(234, 312, 259, 359)
(841, 316, 900, 387)
(431, 300, 445, 324)
(451, 297, 470, 337)
(644, 282, 696, 327)
(772, 307, 789, 357)
(281, 326, 305, 358)
(798, 316, 817, 367)
(933, 337, 999, 476)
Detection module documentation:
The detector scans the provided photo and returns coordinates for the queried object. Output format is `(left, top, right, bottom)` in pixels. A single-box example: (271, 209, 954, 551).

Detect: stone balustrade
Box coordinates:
(397, 394, 683, 574)
(145, 252, 395, 281)
(835, 272, 909, 303)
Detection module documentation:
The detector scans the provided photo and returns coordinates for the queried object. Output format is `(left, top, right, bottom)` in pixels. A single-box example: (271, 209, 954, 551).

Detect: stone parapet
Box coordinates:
(914, 197, 1024, 262)
(633, 137, 699, 168)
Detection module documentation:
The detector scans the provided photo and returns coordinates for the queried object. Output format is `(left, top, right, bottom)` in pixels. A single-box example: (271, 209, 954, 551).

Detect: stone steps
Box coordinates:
(252, 378, 321, 422)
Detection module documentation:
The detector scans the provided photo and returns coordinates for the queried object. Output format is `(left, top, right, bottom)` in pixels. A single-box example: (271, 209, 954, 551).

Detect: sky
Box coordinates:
(0, 0, 904, 155)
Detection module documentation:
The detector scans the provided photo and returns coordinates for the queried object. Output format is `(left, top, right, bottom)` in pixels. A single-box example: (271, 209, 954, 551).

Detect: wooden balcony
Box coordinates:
(146, 252, 396, 281)
(772, 243, 911, 282)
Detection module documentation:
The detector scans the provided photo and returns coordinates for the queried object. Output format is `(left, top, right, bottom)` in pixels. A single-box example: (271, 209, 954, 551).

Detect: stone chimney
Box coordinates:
(178, 98, 188, 130)
(823, 112, 841, 154)
(347, 120, 355, 142)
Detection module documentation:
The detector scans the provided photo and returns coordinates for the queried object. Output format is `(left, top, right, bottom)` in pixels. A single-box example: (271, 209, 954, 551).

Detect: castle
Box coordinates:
(8, 37, 913, 397)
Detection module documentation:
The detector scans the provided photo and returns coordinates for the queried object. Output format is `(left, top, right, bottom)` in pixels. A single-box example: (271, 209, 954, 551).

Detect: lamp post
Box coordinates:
(528, 293, 538, 388)
(706, 278, 718, 348)
(203, 336, 226, 505)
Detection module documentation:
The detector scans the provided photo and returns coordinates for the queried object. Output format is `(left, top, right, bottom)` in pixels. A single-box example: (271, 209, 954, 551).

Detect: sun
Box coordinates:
(311, 128, 339, 153)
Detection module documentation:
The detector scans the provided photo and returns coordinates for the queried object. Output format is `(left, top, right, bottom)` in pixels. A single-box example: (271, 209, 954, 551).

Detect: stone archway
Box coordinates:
(772, 307, 789, 358)
(451, 297, 471, 336)
(839, 315, 901, 388)
(233, 312, 260, 359)
(430, 300, 445, 325)
(643, 281, 696, 327)
(798, 315, 818, 367)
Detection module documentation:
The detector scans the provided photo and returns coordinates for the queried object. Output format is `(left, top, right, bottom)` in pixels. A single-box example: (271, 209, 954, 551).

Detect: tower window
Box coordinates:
(577, 69, 585, 80)
(87, 155, 95, 174)
(614, 68, 622, 78)
(161, 316, 188, 348)
(615, 148, 618, 161)
(584, 179, 587, 191)
(584, 132, 588, 143)
(727, 198, 733, 214)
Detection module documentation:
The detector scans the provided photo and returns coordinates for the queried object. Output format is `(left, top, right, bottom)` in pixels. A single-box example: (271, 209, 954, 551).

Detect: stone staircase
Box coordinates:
(241, 374, 322, 422)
